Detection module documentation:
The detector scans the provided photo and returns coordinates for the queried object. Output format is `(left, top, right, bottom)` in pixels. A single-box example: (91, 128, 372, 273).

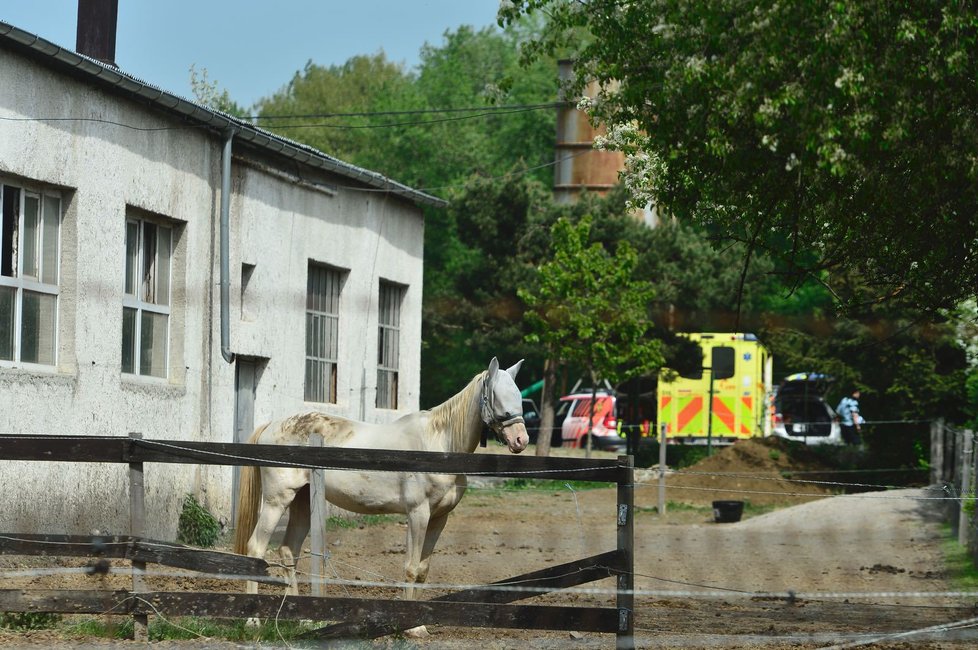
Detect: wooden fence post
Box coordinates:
(309, 433, 327, 598)
(951, 429, 964, 535)
(128, 432, 147, 640)
(930, 418, 945, 485)
(616, 455, 635, 650)
(970, 430, 978, 563)
(959, 432, 974, 547)
(657, 422, 667, 517)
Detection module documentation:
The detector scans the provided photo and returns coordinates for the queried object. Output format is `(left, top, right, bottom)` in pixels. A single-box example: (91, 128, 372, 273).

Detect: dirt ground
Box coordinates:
(2, 438, 976, 648)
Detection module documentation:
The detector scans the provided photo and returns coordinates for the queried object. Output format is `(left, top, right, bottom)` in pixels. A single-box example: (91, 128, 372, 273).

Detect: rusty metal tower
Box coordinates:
(554, 60, 658, 226)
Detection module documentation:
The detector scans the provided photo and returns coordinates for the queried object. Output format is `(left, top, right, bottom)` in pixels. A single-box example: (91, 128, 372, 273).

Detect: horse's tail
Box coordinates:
(233, 422, 271, 556)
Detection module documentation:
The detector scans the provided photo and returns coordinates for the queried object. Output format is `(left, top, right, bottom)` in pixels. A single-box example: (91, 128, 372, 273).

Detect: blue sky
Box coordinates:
(2, 1, 502, 108)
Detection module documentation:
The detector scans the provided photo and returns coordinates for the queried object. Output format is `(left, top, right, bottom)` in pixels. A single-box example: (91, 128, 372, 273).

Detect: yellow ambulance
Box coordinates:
(657, 333, 773, 445)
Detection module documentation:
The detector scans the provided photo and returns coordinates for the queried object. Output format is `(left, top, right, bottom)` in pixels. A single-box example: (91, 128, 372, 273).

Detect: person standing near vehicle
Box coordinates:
(836, 389, 862, 445)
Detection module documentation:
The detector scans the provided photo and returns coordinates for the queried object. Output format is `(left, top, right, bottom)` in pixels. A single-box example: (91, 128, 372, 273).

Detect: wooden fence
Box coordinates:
(0, 434, 636, 648)
(932, 421, 978, 560)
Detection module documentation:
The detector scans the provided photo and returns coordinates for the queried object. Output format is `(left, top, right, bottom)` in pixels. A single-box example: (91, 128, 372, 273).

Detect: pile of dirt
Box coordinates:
(663, 437, 836, 506)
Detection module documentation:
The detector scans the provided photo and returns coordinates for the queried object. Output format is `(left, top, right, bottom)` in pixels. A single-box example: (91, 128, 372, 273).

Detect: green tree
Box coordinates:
(500, 1, 978, 313)
(189, 65, 248, 117)
(520, 216, 664, 455)
(254, 24, 557, 192)
(760, 309, 967, 467)
(957, 301, 978, 429)
(631, 217, 776, 332)
(255, 54, 418, 164)
(421, 170, 554, 405)
(402, 25, 557, 188)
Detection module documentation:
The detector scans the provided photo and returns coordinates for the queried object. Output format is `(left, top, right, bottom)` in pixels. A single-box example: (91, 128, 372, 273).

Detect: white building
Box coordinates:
(0, 18, 441, 538)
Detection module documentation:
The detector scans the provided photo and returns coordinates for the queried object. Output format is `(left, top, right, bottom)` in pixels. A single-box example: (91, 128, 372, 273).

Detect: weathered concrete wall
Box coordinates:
(0, 48, 424, 538)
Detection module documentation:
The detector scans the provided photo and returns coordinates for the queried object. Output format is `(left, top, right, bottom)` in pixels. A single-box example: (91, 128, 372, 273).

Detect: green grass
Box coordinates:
(0, 612, 61, 631)
(64, 618, 106, 637)
(325, 513, 399, 530)
(742, 501, 779, 517)
(60, 615, 437, 644)
(941, 524, 978, 590)
(499, 478, 612, 491)
(62, 616, 322, 643)
(37, 611, 412, 644)
(467, 478, 618, 505)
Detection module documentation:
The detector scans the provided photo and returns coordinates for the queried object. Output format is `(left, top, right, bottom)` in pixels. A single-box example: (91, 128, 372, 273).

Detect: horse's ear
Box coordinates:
(487, 357, 500, 381)
(506, 359, 524, 380)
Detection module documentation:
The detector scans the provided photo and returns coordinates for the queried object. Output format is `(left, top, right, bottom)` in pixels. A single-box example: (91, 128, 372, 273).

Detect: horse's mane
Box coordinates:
(425, 370, 486, 451)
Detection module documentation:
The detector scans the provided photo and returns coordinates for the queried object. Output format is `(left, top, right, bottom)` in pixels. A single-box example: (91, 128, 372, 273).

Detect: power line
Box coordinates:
(249, 102, 560, 121)
(260, 105, 552, 130)
(337, 148, 587, 195)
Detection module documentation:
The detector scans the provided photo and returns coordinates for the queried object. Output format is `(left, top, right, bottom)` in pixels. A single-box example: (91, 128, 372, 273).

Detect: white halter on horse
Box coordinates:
(233, 357, 528, 624)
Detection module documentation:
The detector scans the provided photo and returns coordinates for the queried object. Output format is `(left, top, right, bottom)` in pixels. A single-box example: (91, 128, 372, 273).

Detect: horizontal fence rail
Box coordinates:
(0, 435, 624, 480)
(0, 534, 273, 579)
(0, 590, 619, 632)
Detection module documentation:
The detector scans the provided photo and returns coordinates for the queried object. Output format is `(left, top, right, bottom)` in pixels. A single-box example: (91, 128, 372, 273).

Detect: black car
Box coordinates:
(521, 398, 564, 447)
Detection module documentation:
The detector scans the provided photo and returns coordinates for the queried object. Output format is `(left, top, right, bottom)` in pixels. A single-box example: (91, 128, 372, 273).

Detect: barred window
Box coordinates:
(305, 262, 343, 403)
(122, 216, 172, 378)
(376, 281, 404, 410)
(0, 183, 61, 367)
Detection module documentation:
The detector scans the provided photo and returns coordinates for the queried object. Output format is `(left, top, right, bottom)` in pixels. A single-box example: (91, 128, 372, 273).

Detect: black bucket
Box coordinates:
(712, 500, 744, 523)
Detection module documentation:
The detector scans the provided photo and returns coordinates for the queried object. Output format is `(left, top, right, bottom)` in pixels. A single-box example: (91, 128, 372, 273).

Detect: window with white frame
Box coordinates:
(305, 262, 343, 403)
(376, 280, 404, 410)
(0, 182, 61, 366)
(122, 215, 172, 378)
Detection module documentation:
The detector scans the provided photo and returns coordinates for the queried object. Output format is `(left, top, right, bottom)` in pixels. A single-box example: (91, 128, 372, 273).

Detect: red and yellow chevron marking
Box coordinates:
(659, 394, 760, 438)
(658, 395, 673, 433)
(709, 395, 757, 436)
(677, 396, 703, 433)
(741, 396, 754, 433)
(711, 397, 736, 434)
(658, 395, 705, 435)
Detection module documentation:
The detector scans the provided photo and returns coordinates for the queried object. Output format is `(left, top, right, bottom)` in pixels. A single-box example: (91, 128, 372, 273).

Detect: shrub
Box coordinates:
(0, 612, 61, 630)
(176, 494, 221, 548)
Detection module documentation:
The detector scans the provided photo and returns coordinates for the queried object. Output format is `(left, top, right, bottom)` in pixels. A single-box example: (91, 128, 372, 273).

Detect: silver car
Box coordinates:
(771, 372, 842, 445)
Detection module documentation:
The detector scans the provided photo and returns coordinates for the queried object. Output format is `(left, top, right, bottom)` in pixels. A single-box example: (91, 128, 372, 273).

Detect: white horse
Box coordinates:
(233, 357, 528, 626)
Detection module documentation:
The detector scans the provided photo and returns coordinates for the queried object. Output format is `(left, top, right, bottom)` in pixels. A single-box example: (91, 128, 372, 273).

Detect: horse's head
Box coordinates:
(481, 357, 529, 453)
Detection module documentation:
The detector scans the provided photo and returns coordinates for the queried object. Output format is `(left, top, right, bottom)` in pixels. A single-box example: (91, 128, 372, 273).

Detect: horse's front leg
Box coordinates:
(403, 503, 431, 601)
(417, 512, 450, 587)
(403, 503, 432, 638)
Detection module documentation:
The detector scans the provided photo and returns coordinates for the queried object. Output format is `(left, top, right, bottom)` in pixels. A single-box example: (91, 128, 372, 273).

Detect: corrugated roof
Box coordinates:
(0, 20, 446, 208)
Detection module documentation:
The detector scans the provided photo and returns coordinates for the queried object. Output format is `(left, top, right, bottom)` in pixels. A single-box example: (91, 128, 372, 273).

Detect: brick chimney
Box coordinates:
(76, 0, 118, 67)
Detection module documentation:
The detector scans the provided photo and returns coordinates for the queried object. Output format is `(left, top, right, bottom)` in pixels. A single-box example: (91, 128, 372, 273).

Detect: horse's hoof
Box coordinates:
(404, 625, 430, 638)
